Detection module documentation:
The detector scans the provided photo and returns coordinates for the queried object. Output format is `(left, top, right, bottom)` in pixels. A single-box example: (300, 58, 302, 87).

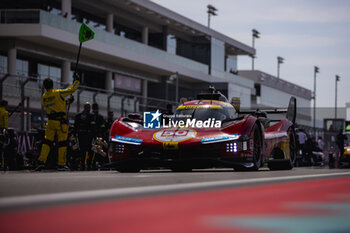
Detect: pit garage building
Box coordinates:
(0, 0, 311, 130)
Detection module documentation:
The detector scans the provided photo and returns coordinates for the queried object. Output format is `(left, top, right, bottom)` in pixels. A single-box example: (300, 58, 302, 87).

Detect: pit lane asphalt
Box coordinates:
(1, 167, 350, 210)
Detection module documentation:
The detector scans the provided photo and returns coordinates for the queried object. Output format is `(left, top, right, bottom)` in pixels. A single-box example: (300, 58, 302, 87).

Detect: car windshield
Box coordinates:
(173, 106, 237, 122)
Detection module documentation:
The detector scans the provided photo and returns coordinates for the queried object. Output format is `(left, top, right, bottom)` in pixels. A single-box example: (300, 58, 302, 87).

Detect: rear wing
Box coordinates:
(286, 97, 297, 124)
(238, 97, 297, 124)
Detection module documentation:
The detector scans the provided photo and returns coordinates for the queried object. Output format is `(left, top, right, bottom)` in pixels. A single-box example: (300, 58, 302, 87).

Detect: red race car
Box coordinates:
(108, 87, 297, 172)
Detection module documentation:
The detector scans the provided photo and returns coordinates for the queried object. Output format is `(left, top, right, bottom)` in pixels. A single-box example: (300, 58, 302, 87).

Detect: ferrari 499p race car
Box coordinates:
(108, 87, 297, 172)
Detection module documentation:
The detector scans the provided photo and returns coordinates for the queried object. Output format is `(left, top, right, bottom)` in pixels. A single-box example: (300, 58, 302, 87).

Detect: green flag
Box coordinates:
(79, 23, 94, 43)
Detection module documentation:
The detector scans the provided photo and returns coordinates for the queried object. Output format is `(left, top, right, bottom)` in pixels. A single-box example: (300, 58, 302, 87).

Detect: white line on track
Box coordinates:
(1, 172, 350, 209)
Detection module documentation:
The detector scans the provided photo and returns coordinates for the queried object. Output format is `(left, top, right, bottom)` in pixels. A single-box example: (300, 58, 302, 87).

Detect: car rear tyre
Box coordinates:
(268, 127, 296, 170)
(252, 124, 263, 170)
(286, 127, 297, 169)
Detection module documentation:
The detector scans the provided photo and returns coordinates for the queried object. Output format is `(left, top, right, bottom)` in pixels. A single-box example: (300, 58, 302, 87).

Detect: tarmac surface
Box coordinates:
(0, 167, 350, 232)
(0, 167, 349, 196)
(0, 167, 349, 205)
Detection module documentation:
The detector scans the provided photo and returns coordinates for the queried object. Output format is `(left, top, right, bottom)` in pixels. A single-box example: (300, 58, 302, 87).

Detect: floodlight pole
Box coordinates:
(252, 29, 260, 70)
(207, 5, 217, 28)
(207, 12, 211, 28)
(277, 56, 284, 78)
(335, 75, 340, 119)
(313, 66, 319, 136)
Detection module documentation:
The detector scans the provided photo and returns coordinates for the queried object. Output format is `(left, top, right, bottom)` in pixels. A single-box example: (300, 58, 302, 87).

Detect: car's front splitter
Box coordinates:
(110, 156, 255, 170)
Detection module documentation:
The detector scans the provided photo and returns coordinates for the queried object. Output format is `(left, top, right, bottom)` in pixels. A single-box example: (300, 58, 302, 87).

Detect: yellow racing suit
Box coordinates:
(0, 106, 8, 130)
(0, 106, 9, 167)
(38, 80, 80, 166)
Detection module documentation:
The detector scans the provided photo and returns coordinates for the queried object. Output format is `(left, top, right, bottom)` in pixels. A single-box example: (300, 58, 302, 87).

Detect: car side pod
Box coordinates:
(268, 128, 296, 170)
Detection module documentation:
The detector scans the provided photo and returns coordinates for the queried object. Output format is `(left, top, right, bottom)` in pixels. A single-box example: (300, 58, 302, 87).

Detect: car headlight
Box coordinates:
(109, 142, 125, 154)
(226, 140, 248, 153)
(243, 141, 248, 150)
(226, 142, 238, 152)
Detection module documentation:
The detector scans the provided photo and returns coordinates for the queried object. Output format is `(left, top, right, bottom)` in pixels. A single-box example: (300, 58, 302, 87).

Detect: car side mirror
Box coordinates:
(231, 97, 240, 112)
(128, 113, 141, 120)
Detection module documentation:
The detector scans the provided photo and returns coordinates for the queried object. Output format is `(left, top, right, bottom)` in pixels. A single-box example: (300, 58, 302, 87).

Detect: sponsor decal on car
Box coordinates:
(111, 135, 143, 145)
(162, 141, 179, 150)
(201, 134, 239, 144)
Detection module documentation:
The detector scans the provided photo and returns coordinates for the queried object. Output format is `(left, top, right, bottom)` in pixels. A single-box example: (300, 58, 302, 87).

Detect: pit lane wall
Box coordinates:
(1, 73, 178, 132)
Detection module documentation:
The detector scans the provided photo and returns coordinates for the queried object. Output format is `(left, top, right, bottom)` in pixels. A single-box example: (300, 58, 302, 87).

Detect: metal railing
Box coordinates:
(0, 73, 177, 131)
(0, 9, 40, 24)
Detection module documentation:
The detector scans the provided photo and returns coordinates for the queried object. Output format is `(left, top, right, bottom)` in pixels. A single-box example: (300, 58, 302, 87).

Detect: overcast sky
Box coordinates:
(151, 0, 350, 108)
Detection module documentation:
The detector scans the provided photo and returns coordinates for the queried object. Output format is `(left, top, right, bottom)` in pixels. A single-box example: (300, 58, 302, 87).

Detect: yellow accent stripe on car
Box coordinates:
(177, 105, 223, 110)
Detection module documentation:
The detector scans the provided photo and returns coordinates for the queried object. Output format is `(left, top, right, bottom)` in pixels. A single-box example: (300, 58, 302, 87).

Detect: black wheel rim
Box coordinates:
(289, 130, 296, 163)
(253, 126, 261, 164)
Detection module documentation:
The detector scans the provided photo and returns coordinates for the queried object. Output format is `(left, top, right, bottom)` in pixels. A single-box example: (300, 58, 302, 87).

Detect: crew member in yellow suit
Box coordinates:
(0, 100, 8, 130)
(0, 100, 9, 170)
(36, 76, 80, 171)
